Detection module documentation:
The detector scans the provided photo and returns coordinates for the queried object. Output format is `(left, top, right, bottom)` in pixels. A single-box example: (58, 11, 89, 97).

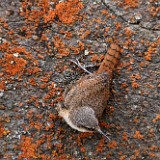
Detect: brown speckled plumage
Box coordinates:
(64, 73, 110, 118)
(58, 43, 121, 137)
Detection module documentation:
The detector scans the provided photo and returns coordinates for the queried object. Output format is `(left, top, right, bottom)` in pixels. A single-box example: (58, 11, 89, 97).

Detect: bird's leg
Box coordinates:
(97, 128, 111, 141)
(70, 58, 91, 74)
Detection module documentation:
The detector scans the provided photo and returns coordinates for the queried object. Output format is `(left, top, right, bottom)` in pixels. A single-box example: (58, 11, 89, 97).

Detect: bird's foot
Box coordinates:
(70, 58, 91, 74)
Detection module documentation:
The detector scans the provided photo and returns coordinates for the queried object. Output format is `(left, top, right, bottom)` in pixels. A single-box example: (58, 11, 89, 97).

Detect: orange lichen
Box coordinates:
(41, 33, 49, 41)
(3, 21, 8, 28)
(121, 82, 128, 88)
(133, 117, 139, 123)
(53, 36, 70, 57)
(101, 9, 108, 15)
(133, 149, 140, 157)
(96, 138, 105, 153)
(43, 82, 59, 102)
(1, 53, 27, 76)
(0, 124, 10, 138)
(0, 41, 42, 79)
(43, 10, 56, 23)
(0, 80, 6, 90)
(56, 0, 83, 24)
(18, 136, 42, 159)
(146, 84, 155, 89)
(150, 145, 158, 151)
(131, 80, 140, 88)
(29, 78, 37, 86)
(149, 6, 160, 17)
(39, 83, 47, 89)
(144, 45, 157, 61)
(26, 67, 42, 75)
(122, 132, 128, 141)
(0, 42, 10, 52)
(78, 132, 94, 139)
(65, 31, 73, 39)
(91, 54, 101, 62)
(123, 0, 139, 9)
(44, 88, 56, 101)
(114, 22, 121, 30)
(100, 121, 110, 129)
(119, 155, 127, 160)
(80, 30, 91, 39)
(139, 61, 150, 68)
(20, 0, 52, 25)
(152, 114, 160, 123)
(148, 152, 156, 157)
(133, 131, 144, 139)
(70, 46, 80, 54)
(52, 150, 58, 157)
(41, 76, 49, 83)
(124, 27, 133, 37)
(80, 146, 86, 153)
(107, 140, 117, 149)
(0, 0, 159, 158)
(49, 113, 58, 120)
(105, 27, 110, 33)
(37, 54, 44, 59)
(78, 41, 84, 51)
(130, 73, 141, 80)
(33, 122, 43, 132)
(45, 123, 54, 131)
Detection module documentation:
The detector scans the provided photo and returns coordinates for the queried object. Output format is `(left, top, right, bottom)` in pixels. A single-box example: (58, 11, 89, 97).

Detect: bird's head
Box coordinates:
(69, 106, 111, 141)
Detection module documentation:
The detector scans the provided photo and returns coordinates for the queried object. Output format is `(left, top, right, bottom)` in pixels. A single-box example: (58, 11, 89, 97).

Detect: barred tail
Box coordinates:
(97, 43, 121, 78)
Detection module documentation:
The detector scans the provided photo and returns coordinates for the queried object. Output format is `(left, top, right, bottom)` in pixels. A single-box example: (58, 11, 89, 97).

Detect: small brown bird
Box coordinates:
(58, 43, 121, 140)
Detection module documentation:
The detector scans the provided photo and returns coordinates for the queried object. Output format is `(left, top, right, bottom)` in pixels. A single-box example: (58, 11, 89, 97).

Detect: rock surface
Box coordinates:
(0, 0, 159, 159)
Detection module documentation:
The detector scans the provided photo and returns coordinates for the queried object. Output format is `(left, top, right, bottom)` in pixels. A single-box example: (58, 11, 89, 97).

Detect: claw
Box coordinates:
(70, 58, 91, 74)
(96, 128, 111, 141)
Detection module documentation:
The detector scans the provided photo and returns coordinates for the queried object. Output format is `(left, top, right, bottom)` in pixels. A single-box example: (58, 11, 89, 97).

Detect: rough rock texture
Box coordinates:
(0, 0, 160, 159)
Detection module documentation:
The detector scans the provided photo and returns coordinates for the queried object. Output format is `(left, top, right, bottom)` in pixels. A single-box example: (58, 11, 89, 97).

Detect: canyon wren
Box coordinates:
(58, 43, 121, 140)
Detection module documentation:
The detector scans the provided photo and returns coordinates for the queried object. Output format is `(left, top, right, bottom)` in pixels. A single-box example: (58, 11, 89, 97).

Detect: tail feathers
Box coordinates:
(97, 43, 121, 78)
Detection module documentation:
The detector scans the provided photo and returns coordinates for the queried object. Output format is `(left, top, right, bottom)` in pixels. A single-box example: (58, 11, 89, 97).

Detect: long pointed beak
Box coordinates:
(97, 128, 111, 141)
